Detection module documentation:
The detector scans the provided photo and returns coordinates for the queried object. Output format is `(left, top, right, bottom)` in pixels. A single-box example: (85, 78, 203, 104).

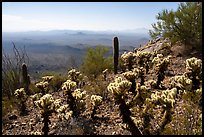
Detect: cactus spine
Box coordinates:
(113, 36, 119, 74)
(22, 63, 30, 95)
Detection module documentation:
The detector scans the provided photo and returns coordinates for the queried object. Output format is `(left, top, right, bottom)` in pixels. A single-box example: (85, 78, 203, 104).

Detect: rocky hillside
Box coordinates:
(2, 38, 202, 135)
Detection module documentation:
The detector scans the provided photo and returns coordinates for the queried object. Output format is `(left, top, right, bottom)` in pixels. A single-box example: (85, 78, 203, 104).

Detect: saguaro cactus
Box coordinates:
(22, 63, 30, 95)
(113, 36, 119, 74)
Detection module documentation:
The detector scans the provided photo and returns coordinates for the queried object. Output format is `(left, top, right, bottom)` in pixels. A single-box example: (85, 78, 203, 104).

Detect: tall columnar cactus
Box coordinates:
(113, 36, 119, 74)
(107, 77, 142, 135)
(22, 63, 30, 95)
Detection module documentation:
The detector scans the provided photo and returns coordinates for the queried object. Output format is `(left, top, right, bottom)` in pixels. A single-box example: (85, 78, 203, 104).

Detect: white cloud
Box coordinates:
(2, 14, 66, 32)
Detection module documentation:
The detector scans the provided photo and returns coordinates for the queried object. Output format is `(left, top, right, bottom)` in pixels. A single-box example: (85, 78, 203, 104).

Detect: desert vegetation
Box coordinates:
(2, 2, 202, 135)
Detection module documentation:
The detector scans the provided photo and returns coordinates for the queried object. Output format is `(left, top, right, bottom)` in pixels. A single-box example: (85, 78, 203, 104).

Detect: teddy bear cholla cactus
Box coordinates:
(71, 89, 87, 115)
(185, 57, 202, 90)
(108, 77, 132, 98)
(107, 77, 142, 135)
(91, 95, 103, 119)
(35, 75, 54, 95)
(30, 93, 42, 107)
(42, 76, 54, 82)
(150, 88, 177, 134)
(122, 70, 137, 93)
(170, 75, 192, 93)
(62, 80, 87, 117)
(152, 54, 171, 88)
(121, 51, 136, 71)
(14, 88, 27, 115)
(56, 104, 73, 121)
(34, 94, 68, 135)
(135, 51, 152, 74)
(132, 83, 150, 108)
(67, 69, 83, 86)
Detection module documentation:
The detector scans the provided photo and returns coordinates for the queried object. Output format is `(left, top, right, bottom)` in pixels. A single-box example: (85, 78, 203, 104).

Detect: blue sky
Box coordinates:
(2, 2, 180, 32)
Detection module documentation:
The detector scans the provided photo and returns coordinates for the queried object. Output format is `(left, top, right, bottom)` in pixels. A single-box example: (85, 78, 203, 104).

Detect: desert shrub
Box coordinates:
(2, 43, 29, 99)
(80, 45, 113, 79)
(149, 2, 202, 53)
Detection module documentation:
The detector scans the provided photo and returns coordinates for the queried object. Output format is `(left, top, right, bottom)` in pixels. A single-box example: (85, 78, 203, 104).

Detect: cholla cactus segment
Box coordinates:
(53, 99, 62, 110)
(152, 54, 171, 70)
(170, 75, 192, 91)
(107, 77, 132, 96)
(135, 51, 152, 63)
(72, 89, 87, 100)
(30, 93, 42, 101)
(31, 131, 42, 135)
(36, 81, 49, 89)
(103, 69, 108, 74)
(147, 80, 157, 88)
(122, 71, 137, 81)
(91, 95, 103, 106)
(42, 76, 54, 82)
(56, 104, 68, 113)
(34, 94, 55, 111)
(186, 57, 202, 72)
(133, 67, 144, 77)
(151, 88, 177, 108)
(61, 80, 76, 93)
(152, 54, 164, 64)
(67, 69, 83, 82)
(14, 88, 27, 101)
(185, 57, 202, 80)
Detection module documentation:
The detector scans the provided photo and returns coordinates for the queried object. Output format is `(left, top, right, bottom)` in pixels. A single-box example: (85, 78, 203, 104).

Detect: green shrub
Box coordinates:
(149, 2, 202, 53)
(80, 45, 113, 79)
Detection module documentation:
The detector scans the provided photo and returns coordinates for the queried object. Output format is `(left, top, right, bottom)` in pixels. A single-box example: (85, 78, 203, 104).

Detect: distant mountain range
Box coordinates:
(2, 29, 151, 75)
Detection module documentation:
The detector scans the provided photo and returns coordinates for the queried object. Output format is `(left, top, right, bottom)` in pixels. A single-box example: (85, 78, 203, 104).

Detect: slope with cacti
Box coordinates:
(2, 37, 202, 135)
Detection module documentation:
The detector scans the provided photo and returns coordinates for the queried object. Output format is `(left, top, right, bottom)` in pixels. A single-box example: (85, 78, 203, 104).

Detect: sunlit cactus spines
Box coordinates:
(122, 70, 137, 93)
(22, 63, 30, 95)
(61, 80, 82, 117)
(61, 80, 77, 94)
(135, 51, 153, 74)
(133, 67, 145, 85)
(35, 81, 49, 95)
(91, 95, 103, 119)
(121, 51, 136, 71)
(102, 69, 108, 80)
(14, 88, 27, 115)
(107, 77, 141, 135)
(31, 131, 42, 135)
(152, 54, 171, 88)
(113, 36, 119, 74)
(170, 75, 192, 92)
(72, 89, 87, 114)
(56, 104, 73, 121)
(30, 93, 42, 107)
(34, 94, 63, 135)
(132, 83, 150, 107)
(149, 88, 177, 135)
(67, 69, 83, 86)
(42, 75, 54, 83)
(185, 57, 202, 90)
(107, 77, 132, 97)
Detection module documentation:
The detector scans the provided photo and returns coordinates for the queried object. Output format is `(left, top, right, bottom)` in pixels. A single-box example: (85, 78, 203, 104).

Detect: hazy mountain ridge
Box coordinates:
(2, 29, 150, 75)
